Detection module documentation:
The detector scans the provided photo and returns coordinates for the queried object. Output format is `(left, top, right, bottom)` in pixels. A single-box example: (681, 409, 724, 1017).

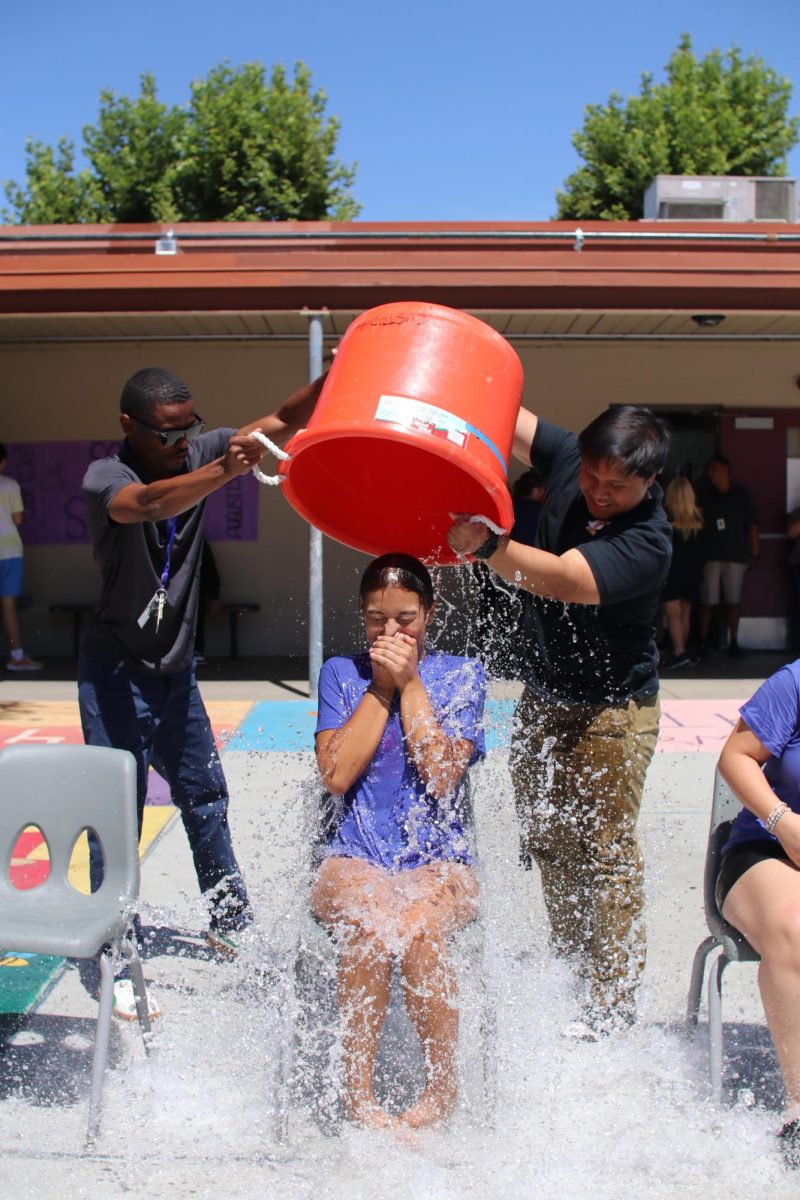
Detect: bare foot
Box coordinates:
(347, 1098, 397, 1131)
(399, 1084, 457, 1130)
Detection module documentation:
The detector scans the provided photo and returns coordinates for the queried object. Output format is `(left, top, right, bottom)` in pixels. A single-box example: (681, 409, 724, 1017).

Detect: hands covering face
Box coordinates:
(369, 630, 420, 692)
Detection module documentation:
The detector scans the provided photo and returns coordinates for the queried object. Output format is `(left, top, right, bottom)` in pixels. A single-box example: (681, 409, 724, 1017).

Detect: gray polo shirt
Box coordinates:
(81, 429, 235, 675)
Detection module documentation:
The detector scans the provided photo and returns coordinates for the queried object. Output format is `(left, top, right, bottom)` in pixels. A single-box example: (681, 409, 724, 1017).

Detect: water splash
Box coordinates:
(0, 596, 791, 1198)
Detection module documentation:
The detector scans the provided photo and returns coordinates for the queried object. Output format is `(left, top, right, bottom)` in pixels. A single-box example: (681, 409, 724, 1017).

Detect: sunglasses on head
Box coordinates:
(131, 415, 206, 447)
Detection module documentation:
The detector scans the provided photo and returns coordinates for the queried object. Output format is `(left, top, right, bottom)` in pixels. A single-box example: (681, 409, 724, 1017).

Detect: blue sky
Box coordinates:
(3, 0, 800, 222)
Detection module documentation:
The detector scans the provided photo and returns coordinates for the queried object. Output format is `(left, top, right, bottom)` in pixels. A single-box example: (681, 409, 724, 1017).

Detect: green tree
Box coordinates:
(3, 139, 101, 224)
(556, 35, 800, 220)
(81, 74, 188, 223)
(3, 61, 360, 224)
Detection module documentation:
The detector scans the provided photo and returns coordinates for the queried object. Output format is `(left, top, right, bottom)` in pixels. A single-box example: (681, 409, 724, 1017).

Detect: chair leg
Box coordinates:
(686, 936, 718, 1029)
(272, 981, 292, 1145)
(708, 950, 729, 1104)
(267, 947, 298, 1145)
(86, 951, 114, 1147)
(126, 947, 153, 1052)
(480, 987, 498, 1128)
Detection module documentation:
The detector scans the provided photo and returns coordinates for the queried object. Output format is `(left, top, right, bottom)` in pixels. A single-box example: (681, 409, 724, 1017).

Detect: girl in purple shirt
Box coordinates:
(718, 659, 800, 1168)
(311, 553, 486, 1133)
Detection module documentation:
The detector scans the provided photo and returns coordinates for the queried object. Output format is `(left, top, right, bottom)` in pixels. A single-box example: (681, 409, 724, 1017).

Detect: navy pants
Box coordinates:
(78, 656, 251, 932)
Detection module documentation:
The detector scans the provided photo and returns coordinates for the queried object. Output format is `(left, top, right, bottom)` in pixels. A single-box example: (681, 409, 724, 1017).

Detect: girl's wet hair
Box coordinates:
(360, 553, 434, 609)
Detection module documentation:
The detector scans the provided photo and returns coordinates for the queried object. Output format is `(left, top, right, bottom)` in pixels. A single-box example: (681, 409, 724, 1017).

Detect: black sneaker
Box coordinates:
(666, 652, 693, 671)
(778, 1118, 800, 1169)
(727, 641, 745, 659)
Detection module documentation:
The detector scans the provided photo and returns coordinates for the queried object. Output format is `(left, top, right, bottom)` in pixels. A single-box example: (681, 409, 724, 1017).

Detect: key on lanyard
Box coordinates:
(155, 587, 167, 632)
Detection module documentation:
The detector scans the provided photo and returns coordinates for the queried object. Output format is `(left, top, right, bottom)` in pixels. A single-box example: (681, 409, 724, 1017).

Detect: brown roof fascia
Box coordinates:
(1, 220, 799, 316)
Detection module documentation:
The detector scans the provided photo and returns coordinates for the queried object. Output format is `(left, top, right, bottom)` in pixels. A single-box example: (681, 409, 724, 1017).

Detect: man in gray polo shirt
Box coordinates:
(80, 366, 323, 991)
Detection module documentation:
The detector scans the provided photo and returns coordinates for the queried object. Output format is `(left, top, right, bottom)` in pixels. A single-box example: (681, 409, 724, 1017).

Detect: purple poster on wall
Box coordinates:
(4, 441, 259, 544)
(203, 472, 259, 541)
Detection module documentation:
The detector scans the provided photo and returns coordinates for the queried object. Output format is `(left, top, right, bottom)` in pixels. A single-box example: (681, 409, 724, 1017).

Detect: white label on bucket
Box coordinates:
(375, 394, 469, 444)
(374, 394, 507, 471)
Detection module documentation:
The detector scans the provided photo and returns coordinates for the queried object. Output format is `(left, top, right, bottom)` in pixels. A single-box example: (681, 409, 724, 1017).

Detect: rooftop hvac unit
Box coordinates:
(643, 175, 797, 222)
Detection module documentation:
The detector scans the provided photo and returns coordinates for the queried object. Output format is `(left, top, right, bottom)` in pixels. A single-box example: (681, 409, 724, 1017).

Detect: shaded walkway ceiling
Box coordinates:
(2, 220, 800, 341)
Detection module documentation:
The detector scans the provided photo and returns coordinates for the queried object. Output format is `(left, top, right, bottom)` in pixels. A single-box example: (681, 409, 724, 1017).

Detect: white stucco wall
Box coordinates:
(2, 336, 799, 657)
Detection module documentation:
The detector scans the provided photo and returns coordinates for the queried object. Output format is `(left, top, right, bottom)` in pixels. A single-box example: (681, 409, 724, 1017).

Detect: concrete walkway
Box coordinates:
(0, 653, 796, 1199)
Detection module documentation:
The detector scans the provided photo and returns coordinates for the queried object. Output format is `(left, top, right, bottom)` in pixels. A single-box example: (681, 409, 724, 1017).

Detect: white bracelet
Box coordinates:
(766, 801, 790, 835)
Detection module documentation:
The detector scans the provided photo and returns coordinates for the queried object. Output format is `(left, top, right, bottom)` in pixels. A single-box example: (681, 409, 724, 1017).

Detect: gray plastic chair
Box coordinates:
(0, 743, 152, 1145)
(686, 767, 761, 1102)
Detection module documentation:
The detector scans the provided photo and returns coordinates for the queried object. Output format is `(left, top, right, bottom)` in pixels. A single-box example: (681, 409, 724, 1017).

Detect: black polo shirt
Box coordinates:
(697, 483, 756, 564)
(518, 420, 672, 705)
(81, 428, 234, 675)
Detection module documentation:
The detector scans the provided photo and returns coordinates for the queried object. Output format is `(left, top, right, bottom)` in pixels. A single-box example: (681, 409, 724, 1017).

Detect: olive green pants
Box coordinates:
(510, 690, 660, 1021)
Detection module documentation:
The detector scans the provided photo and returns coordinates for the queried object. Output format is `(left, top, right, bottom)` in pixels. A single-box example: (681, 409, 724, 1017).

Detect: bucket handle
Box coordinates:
(449, 513, 508, 536)
(249, 430, 290, 486)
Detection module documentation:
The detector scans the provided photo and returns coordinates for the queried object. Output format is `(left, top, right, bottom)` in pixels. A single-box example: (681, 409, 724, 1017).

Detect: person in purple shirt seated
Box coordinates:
(718, 659, 800, 1168)
(311, 553, 486, 1132)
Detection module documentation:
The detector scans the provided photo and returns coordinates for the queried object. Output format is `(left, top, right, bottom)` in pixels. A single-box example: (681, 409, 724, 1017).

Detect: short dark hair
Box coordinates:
(512, 468, 543, 501)
(578, 406, 671, 479)
(360, 553, 434, 610)
(120, 367, 191, 418)
(707, 454, 731, 470)
(0, 442, 6, 463)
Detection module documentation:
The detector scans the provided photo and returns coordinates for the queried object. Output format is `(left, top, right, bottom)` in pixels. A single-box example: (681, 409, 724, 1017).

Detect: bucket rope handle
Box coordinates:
(467, 514, 507, 536)
(449, 512, 508, 536)
(249, 430, 291, 486)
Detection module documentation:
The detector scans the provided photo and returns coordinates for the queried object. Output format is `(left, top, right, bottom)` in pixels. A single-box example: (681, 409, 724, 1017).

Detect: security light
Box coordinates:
(691, 314, 725, 328)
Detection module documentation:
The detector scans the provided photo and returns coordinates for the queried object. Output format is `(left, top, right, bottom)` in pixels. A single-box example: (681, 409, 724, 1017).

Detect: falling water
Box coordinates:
(0, 567, 793, 1197)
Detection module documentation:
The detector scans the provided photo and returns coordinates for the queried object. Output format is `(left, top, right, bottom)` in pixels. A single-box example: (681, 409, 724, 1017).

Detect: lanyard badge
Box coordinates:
(137, 519, 177, 631)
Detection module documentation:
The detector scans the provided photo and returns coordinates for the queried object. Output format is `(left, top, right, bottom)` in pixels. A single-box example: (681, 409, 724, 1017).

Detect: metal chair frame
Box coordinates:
(686, 767, 761, 1102)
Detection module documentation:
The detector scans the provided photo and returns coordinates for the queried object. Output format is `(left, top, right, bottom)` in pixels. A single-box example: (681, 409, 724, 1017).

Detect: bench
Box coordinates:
(50, 601, 261, 660)
(220, 602, 260, 659)
(49, 603, 92, 657)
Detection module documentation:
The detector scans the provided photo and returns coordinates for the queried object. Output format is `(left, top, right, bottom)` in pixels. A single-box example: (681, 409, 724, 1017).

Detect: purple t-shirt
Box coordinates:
(315, 652, 486, 871)
(722, 659, 800, 854)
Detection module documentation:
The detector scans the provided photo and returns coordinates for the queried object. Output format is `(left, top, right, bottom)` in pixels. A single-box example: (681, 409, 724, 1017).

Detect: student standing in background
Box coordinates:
(0, 442, 41, 672)
(661, 476, 704, 670)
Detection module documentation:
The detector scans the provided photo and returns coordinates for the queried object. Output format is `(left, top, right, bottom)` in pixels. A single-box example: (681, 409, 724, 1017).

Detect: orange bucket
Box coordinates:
(279, 302, 523, 564)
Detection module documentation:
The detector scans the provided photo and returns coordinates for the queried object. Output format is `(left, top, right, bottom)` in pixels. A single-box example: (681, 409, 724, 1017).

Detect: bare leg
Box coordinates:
(723, 857, 800, 1111)
(395, 863, 479, 1130)
(664, 599, 686, 656)
(725, 603, 741, 644)
(680, 600, 693, 654)
(337, 932, 394, 1127)
(0, 595, 21, 652)
(311, 856, 397, 1128)
(400, 933, 460, 1128)
(699, 603, 713, 644)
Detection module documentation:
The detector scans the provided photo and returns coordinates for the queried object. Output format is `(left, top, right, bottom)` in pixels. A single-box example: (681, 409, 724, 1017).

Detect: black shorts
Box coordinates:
(715, 840, 792, 912)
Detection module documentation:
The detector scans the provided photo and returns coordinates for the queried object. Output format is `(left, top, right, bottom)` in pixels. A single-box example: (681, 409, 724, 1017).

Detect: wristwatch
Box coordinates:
(472, 532, 500, 560)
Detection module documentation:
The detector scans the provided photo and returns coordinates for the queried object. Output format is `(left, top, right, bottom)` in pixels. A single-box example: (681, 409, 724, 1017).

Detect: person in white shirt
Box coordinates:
(0, 443, 41, 671)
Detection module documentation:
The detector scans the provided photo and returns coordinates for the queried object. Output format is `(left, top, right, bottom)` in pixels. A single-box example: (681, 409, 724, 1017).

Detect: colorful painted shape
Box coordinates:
(224, 700, 319, 752)
(0, 953, 64, 1016)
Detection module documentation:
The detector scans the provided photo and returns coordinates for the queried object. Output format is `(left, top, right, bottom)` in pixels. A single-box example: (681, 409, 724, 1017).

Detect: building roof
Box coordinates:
(2, 220, 800, 342)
